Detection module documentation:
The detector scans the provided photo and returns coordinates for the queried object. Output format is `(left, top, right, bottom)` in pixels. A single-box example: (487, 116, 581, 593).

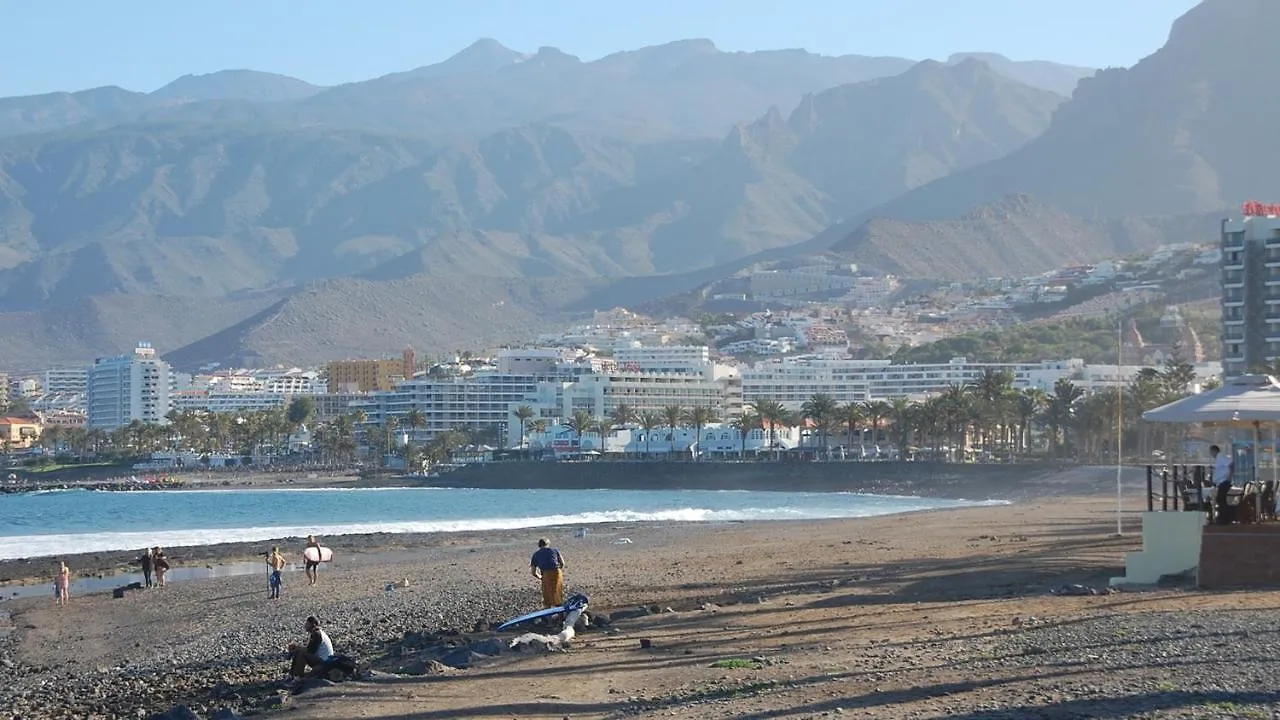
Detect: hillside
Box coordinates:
(0, 60, 1063, 310)
(826, 194, 1222, 279)
(564, 59, 1064, 271)
(162, 276, 607, 371)
(848, 0, 1280, 221)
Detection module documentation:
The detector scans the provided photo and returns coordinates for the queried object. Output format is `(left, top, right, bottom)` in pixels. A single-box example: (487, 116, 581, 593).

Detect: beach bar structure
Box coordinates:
(1111, 375, 1280, 589)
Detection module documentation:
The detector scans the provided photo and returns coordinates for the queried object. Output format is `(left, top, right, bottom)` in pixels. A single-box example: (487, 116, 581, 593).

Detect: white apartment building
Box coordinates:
(172, 390, 289, 414)
(261, 371, 320, 395)
(87, 343, 172, 430)
(44, 367, 88, 395)
(353, 371, 547, 445)
(525, 422, 803, 457)
(614, 343, 711, 375)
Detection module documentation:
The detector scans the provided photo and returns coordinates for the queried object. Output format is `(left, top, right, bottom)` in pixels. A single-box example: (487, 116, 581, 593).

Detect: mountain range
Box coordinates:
(0, 0, 1272, 371)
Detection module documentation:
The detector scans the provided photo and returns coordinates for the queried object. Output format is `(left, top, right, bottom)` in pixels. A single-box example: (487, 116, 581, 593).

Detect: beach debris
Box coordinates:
(383, 578, 411, 592)
(1049, 584, 1112, 596)
(509, 597, 589, 652)
(699, 603, 721, 612)
(612, 538, 633, 544)
(638, 638, 653, 649)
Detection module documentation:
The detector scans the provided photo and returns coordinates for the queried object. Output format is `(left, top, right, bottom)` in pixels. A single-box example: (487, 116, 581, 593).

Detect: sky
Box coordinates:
(0, 0, 1202, 97)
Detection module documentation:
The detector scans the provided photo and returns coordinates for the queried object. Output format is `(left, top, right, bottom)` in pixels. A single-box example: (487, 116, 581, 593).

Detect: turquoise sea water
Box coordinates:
(0, 486, 1004, 560)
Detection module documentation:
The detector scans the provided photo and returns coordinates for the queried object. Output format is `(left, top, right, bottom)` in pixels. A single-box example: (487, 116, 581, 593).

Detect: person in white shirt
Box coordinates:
(1211, 445, 1234, 523)
(288, 615, 334, 678)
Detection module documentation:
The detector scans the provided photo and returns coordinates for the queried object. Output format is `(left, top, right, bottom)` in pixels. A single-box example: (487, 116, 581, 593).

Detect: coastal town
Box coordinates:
(0, 240, 1229, 475)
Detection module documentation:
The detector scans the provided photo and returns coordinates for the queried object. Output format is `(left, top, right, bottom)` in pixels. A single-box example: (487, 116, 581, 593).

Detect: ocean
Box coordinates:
(0, 486, 1004, 560)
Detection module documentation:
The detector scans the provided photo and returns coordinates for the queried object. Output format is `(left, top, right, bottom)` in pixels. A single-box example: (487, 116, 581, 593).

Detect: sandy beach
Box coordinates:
(5, 470, 1279, 719)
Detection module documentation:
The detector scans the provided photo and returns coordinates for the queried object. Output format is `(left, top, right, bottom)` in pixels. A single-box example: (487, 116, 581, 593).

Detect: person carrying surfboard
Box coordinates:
(530, 538, 566, 608)
(304, 535, 322, 586)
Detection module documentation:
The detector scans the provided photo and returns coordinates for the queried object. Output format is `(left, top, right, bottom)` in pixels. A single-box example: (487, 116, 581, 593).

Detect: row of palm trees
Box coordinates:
(503, 361, 1202, 462)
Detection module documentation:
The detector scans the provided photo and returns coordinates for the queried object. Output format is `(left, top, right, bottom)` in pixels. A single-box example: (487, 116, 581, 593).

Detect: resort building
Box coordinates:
(43, 367, 88, 396)
(1221, 205, 1280, 376)
(86, 343, 173, 430)
(171, 390, 289, 414)
(326, 348, 415, 393)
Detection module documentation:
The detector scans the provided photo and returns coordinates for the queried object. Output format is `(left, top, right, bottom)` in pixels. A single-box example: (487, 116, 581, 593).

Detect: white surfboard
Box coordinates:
(303, 546, 334, 563)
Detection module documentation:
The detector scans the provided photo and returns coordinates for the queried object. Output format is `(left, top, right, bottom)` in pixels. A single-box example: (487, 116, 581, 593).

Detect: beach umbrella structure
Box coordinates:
(1142, 374, 1280, 519)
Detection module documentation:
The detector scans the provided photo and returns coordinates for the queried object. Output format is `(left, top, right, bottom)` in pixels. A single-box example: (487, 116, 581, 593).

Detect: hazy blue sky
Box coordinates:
(1, 0, 1201, 96)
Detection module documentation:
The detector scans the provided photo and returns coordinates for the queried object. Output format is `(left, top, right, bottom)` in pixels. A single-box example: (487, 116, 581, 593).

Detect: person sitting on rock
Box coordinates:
(288, 615, 334, 678)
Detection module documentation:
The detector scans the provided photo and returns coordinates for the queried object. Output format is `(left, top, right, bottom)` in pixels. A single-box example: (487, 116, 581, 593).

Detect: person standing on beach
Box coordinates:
(153, 547, 170, 587)
(139, 548, 154, 589)
(1211, 445, 1235, 523)
(55, 561, 70, 606)
(267, 547, 287, 600)
(530, 537, 566, 608)
(304, 535, 321, 586)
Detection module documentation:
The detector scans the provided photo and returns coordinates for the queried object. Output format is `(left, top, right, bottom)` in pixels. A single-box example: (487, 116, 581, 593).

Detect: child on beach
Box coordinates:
(55, 561, 70, 606)
(153, 547, 170, 587)
(267, 547, 286, 599)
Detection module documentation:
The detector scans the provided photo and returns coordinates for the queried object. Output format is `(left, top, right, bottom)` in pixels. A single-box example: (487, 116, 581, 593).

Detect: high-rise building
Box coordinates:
(87, 343, 172, 430)
(1222, 203, 1280, 377)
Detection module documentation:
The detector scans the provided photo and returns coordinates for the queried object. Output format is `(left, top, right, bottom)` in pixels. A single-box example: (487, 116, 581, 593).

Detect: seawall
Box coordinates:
(427, 460, 1123, 501)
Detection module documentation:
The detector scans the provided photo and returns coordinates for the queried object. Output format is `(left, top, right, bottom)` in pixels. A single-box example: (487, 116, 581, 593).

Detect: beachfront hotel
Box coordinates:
(86, 342, 173, 430)
(353, 347, 742, 447)
(1221, 203, 1280, 377)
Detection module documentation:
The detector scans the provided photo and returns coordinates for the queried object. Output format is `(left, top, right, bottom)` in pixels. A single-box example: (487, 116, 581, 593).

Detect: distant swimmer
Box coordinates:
(267, 547, 287, 599)
(530, 537, 566, 608)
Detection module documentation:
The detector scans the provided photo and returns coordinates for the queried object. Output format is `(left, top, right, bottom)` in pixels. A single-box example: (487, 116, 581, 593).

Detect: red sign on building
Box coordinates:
(1243, 201, 1280, 217)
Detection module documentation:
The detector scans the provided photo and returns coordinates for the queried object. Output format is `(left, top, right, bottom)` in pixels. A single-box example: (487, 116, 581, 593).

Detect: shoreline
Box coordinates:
(0, 500, 1003, 589)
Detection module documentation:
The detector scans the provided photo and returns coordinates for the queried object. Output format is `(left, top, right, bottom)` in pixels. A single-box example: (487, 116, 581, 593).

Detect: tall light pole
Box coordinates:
(1116, 320, 1124, 536)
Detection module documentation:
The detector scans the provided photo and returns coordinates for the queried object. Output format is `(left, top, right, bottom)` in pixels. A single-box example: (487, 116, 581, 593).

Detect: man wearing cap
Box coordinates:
(530, 537, 566, 607)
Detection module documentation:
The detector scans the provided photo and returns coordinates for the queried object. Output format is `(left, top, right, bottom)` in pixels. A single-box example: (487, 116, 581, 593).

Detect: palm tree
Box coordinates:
(662, 405, 684, 459)
(730, 411, 761, 459)
(973, 369, 1015, 452)
(1015, 388, 1047, 455)
(638, 411, 664, 458)
(834, 402, 864, 453)
(1043, 378, 1084, 457)
(862, 400, 893, 447)
(801, 393, 839, 459)
(568, 409, 595, 453)
(682, 406, 719, 461)
(749, 399, 788, 459)
(512, 405, 534, 450)
(887, 397, 914, 454)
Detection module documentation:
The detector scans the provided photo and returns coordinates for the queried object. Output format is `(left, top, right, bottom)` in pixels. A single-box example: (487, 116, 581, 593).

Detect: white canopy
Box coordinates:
(1143, 374, 1280, 425)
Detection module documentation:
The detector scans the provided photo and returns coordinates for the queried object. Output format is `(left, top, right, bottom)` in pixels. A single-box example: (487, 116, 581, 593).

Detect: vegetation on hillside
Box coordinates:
(891, 303, 1221, 365)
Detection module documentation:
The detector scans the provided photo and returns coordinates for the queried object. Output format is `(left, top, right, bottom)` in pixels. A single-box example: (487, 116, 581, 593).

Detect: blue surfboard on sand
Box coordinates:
(497, 593, 589, 631)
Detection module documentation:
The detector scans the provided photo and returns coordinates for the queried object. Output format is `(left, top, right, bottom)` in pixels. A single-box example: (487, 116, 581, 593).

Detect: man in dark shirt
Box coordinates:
(530, 537, 566, 608)
(138, 548, 154, 589)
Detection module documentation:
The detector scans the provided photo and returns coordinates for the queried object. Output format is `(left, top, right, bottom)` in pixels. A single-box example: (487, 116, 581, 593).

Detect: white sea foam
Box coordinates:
(0, 499, 1004, 560)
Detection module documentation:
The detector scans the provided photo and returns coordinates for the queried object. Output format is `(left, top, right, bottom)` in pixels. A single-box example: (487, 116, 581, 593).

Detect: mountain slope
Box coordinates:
(162, 275, 607, 370)
(150, 70, 322, 103)
(565, 58, 1065, 271)
(862, 0, 1280, 221)
(946, 53, 1094, 97)
(826, 194, 1222, 279)
(0, 122, 719, 308)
